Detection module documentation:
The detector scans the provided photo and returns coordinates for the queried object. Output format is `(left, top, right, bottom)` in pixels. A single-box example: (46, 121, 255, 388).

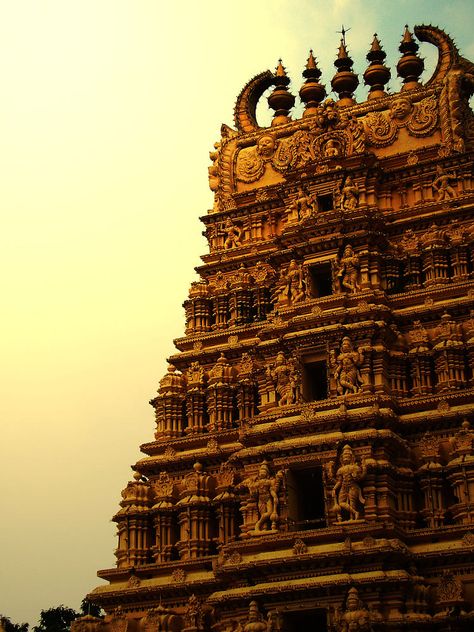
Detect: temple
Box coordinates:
(78, 24, 474, 632)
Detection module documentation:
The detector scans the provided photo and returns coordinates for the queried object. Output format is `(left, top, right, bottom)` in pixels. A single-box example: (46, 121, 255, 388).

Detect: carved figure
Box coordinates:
(223, 218, 242, 249)
(236, 133, 277, 183)
(334, 587, 371, 632)
(340, 175, 359, 210)
(331, 336, 364, 395)
(267, 351, 300, 406)
(273, 259, 307, 306)
(324, 138, 341, 157)
(240, 463, 284, 533)
(389, 96, 413, 120)
(290, 187, 318, 221)
(333, 445, 367, 522)
(432, 165, 457, 201)
(243, 601, 266, 632)
(333, 245, 361, 293)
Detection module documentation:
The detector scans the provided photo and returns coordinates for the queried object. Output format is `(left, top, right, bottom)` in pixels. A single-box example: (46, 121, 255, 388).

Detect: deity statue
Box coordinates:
(332, 245, 361, 294)
(330, 336, 365, 395)
(267, 351, 301, 406)
(223, 218, 242, 249)
(273, 260, 307, 307)
(324, 138, 341, 157)
(389, 96, 413, 121)
(334, 587, 371, 632)
(339, 175, 359, 210)
(332, 445, 368, 522)
(243, 601, 267, 632)
(290, 186, 318, 221)
(239, 462, 284, 533)
(432, 165, 457, 201)
(236, 133, 278, 183)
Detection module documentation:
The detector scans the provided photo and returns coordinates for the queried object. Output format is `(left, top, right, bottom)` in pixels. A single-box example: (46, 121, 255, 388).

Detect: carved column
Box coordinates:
(114, 472, 153, 568)
(151, 472, 177, 563)
(446, 220, 470, 281)
(185, 362, 208, 434)
(432, 312, 466, 391)
(235, 353, 258, 421)
(417, 433, 445, 528)
(407, 321, 433, 395)
(420, 224, 449, 286)
(252, 261, 275, 320)
(446, 421, 474, 525)
(151, 365, 186, 439)
(176, 463, 215, 559)
(211, 272, 230, 330)
(229, 265, 253, 326)
(213, 462, 240, 547)
(206, 353, 235, 432)
(184, 281, 212, 334)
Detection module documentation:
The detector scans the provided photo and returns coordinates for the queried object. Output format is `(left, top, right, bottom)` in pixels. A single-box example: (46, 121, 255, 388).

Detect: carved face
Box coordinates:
(390, 98, 412, 120)
(257, 134, 276, 158)
(341, 338, 353, 353)
(343, 245, 353, 257)
(342, 446, 355, 465)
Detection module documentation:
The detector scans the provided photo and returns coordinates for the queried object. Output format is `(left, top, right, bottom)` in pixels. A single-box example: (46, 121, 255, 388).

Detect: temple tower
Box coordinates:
(79, 24, 474, 632)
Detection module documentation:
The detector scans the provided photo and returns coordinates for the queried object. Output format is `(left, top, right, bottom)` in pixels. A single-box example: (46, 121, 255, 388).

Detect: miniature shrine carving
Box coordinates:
(334, 587, 371, 632)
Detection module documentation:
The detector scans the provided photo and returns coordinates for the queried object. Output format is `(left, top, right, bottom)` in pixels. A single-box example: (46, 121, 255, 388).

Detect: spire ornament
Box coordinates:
(267, 59, 295, 126)
(331, 37, 359, 105)
(363, 34, 391, 99)
(397, 25, 424, 90)
(299, 49, 326, 117)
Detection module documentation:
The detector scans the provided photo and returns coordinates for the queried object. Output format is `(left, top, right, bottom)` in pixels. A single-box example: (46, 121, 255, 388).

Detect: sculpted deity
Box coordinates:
(267, 351, 301, 406)
(333, 245, 361, 294)
(330, 336, 364, 396)
(332, 445, 367, 522)
(432, 165, 457, 201)
(290, 186, 318, 221)
(324, 138, 341, 157)
(339, 175, 359, 211)
(239, 462, 284, 533)
(273, 260, 307, 307)
(223, 218, 242, 249)
(389, 96, 413, 121)
(334, 587, 371, 632)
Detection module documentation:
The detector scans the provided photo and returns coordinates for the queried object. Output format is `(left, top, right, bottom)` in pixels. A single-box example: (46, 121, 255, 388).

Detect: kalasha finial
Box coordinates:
(331, 37, 359, 105)
(397, 25, 424, 90)
(363, 34, 391, 99)
(299, 49, 326, 117)
(267, 59, 295, 126)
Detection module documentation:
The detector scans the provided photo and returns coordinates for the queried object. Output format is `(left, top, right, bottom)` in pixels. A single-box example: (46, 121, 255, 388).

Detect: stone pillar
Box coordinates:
(206, 353, 235, 432)
(151, 472, 177, 563)
(151, 364, 186, 439)
(185, 362, 208, 434)
(446, 421, 474, 524)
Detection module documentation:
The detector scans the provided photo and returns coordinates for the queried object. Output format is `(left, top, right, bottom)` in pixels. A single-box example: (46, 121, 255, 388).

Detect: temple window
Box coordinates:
(308, 263, 333, 298)
(303, 357, 328, 401)
(317, 193, 333, 212)
(282, 609, 328, 632)
(286, 467, 327, 531)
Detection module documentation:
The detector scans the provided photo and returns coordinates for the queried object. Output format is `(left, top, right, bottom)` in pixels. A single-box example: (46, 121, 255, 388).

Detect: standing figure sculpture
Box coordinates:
(334, 587, 371, 632)
(291, 186, 318, 221)
(332, 445, 367, 522)
(333, 245, 361, 294)
(240, 462, 284, 533)
(340, 175, 359, 210)
(267, 351, 300, 406)
(273, 260, 307, 306)
(331, 337, 364, 396)
(223, 218, 242, 249)
(432, 165, 457, 201)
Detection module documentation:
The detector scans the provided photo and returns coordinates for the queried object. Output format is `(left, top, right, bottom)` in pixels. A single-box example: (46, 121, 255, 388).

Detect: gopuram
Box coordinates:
(79, 24, 474, 632)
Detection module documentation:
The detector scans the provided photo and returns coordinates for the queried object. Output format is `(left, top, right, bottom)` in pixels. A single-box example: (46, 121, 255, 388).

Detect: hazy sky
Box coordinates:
(1, 0, 474, 625)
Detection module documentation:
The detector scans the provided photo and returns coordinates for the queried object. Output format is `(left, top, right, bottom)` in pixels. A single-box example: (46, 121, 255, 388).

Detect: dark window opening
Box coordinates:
(309, 263, 333, 298)
(317, 194, 333, 212)
(283, 609, 328, 632)
(304, 360, 328, 401)
(287, 468, 327, 531)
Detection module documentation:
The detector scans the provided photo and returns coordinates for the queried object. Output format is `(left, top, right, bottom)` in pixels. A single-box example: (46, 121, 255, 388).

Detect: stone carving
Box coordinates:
(330, 336, 365, 395)
(223, 218, 243, 249)
(293, 538, 307, 555)
(272, 259, 307, 307)
(184, 595, 205, 630)
(243, 601, 266, 632)
(334, 587, 371, 632)
(332, 445, 367, 521)
(236, 133, 278, 183)
(437, 572, 463, 603)
(239, 461, 284, 533)
(339, 175, 359, 211)
(332, 245, 361, 293)
(171, 568, 187, 583)
(267, 351, 301, 406)
(287, 186, 318, 223)
(432, 165, 457, 201)
(462, 531, 474, 547)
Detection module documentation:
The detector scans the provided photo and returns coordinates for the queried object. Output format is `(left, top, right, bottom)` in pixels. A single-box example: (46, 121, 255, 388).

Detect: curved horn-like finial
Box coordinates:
(414, 24, 460, 85)
(233, 70, 275, 133)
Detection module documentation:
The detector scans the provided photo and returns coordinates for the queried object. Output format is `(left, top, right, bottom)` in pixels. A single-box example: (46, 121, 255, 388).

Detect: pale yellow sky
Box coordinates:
(1, 0, 473, 625)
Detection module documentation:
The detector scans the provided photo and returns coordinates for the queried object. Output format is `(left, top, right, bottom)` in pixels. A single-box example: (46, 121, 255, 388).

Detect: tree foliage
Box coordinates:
(0, 616, 29, 632)
(32, 606, 79, 632)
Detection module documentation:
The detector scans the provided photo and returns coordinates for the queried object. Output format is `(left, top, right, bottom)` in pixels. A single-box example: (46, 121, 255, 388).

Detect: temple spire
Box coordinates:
(397, 25, 424, 90)
(267, 59, 295, 126)
(363, 33, 391, 99)
(331, 37, 359, 105)
(299, 49, 326, 117)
